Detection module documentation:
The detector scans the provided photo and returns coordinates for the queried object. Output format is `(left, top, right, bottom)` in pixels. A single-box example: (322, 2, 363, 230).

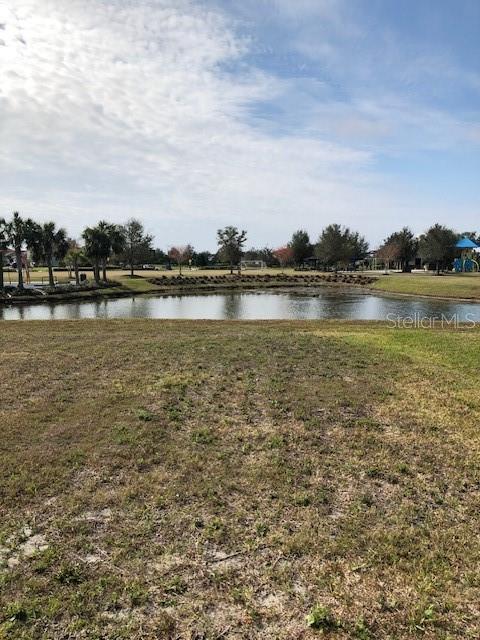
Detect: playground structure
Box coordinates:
(453, 237, 480, 273)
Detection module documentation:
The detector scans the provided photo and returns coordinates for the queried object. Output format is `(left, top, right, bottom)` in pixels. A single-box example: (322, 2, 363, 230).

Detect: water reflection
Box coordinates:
(1, 288, 480, 322)
(222, 293, 241, 319)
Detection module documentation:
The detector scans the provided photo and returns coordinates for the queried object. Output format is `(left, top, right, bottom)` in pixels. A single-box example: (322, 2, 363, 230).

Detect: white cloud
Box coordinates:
(0, 0, 478, 249)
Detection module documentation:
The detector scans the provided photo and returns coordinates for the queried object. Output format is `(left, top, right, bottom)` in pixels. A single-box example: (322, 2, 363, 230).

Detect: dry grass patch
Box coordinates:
(0, 320, 479, 638)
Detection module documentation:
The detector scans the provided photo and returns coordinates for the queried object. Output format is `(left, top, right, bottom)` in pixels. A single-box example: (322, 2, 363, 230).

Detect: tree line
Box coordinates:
(0, 214, 158, 291)
(0, 211, 473, 291)
(235, 224, 475, 275)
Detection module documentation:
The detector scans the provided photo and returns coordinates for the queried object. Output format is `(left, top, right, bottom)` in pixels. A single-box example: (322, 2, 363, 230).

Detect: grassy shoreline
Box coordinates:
(1, 320, 479, 638)
(4, 271, 480, 306)
(371, 273, 480, 301)
(0, 273, 375, 306)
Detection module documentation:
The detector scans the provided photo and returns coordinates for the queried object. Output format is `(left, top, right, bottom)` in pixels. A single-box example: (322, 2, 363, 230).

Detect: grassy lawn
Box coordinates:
(372, 273, 480, 300)
(1, 320, 480, 638)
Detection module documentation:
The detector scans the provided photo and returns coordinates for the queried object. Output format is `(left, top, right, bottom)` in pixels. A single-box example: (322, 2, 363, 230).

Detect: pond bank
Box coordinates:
(371, 272, 480, 301)
(4, 272, 480, 307)
(4, 285, 480, 321)
(0, 283, 129, 306)
(0, 273, 376, 306)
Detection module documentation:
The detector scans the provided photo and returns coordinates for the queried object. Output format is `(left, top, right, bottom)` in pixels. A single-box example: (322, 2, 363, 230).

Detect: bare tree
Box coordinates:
(168, 245, 194, 275)
(66, 239, 84, 286)
(376, 241, 400, 273)
(273, 245, 294, 272)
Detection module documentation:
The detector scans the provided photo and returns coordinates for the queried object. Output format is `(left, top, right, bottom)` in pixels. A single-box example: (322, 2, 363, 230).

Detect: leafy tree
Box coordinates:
(289, 230, 311, 266)
(2, 212, 36, 290)
(418, 224, 458, 274)
(191, 251, 212, 268)
(273, 245, 294, 270)
(30, 222, 68, 288)
(122, 218, 153, 277)
(315, 224, 368, 270)
(349, 231, 369, 264)
(168, 245, 194, 275)
(243, 246, 278, 267)
(82, 221, 125, 283)
(381, 227, 418, 272)
(217, 226, 247, 274)
(152, 248, 168, 265)
(65, 239, 84, 286)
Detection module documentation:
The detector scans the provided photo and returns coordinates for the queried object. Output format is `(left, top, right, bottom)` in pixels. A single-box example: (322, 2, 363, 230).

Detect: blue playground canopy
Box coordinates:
(456, 237, 479, 249)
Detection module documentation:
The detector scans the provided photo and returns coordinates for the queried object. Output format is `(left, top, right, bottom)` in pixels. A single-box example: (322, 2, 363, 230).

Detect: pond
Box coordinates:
(2, 287, 480, 323)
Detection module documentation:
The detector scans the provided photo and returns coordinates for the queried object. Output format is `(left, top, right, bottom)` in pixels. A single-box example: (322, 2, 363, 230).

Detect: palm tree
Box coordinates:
(3, 212, 36, 291)
(30, 222, 69, 288)
(65, 239, 84, 286)
(99, 221, 124, 282)
(0, 217, 7, 292)
(83, 226, 107, 284)
(83, 221, 124, 284)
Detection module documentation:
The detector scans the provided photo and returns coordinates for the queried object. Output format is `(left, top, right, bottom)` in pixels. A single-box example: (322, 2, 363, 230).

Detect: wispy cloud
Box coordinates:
(0, 0, 478, 248)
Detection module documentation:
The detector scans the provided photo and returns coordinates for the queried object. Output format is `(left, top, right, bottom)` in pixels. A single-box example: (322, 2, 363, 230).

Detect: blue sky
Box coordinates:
(0, 0, 479, 249)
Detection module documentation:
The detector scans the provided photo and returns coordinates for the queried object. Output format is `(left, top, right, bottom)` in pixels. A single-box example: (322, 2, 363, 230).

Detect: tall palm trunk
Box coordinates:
(93, 258, 101, 285)
(102, 258, 107, 282)
(47, 253, 55, 288)
(15, 246, 24, 290)
(74, 260, 80, 286)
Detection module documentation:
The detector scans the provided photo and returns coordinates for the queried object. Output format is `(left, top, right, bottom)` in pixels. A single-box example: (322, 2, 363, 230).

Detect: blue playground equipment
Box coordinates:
(454, 237, 480, 272)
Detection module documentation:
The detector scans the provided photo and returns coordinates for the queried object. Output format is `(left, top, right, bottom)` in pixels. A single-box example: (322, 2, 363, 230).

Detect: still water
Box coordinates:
(2, 288, 480, 321)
